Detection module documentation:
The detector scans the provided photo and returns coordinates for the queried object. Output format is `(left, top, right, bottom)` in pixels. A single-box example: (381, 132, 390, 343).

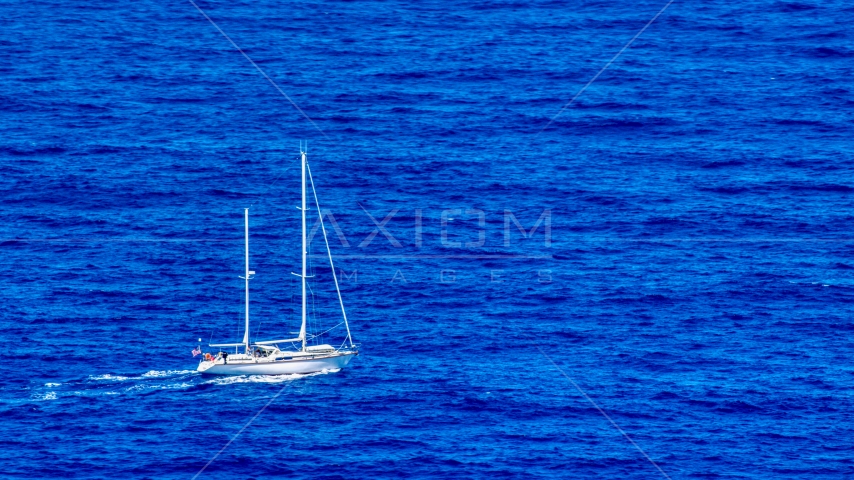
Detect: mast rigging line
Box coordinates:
(308, 321, 346, 340)
(306, 160, 355, 348)
(307, 278, 320, 345)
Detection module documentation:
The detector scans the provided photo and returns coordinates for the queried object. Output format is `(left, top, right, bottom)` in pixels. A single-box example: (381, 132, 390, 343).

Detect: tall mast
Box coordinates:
(242, 208, 251, 353)
(299, 148, 308, 352)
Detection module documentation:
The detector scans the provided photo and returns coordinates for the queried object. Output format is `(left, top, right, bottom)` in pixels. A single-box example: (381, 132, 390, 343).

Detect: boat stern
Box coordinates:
(196, 360, 216, 373)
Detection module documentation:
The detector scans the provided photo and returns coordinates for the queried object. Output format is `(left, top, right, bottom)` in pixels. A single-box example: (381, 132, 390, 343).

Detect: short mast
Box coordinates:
(299, 147, 308, 352)
(242, 208, 251, 352)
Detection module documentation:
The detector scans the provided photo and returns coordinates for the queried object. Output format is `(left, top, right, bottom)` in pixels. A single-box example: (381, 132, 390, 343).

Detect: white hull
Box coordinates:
(198, 351, 356, 376)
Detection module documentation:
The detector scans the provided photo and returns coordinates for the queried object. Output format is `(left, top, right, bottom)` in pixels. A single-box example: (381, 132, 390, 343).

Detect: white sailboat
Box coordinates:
(197, 148, 358, 375)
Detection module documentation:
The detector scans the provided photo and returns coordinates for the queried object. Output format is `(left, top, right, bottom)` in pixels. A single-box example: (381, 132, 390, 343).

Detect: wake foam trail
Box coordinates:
(142, 369, 196, 378)
(88, 374, 132, 381)
(73, 369, 200, 397)
(31, 392, 57, 401)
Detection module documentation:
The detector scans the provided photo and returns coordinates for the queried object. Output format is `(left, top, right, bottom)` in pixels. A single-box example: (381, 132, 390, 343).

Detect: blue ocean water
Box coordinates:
(2, 0, 854, 478)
